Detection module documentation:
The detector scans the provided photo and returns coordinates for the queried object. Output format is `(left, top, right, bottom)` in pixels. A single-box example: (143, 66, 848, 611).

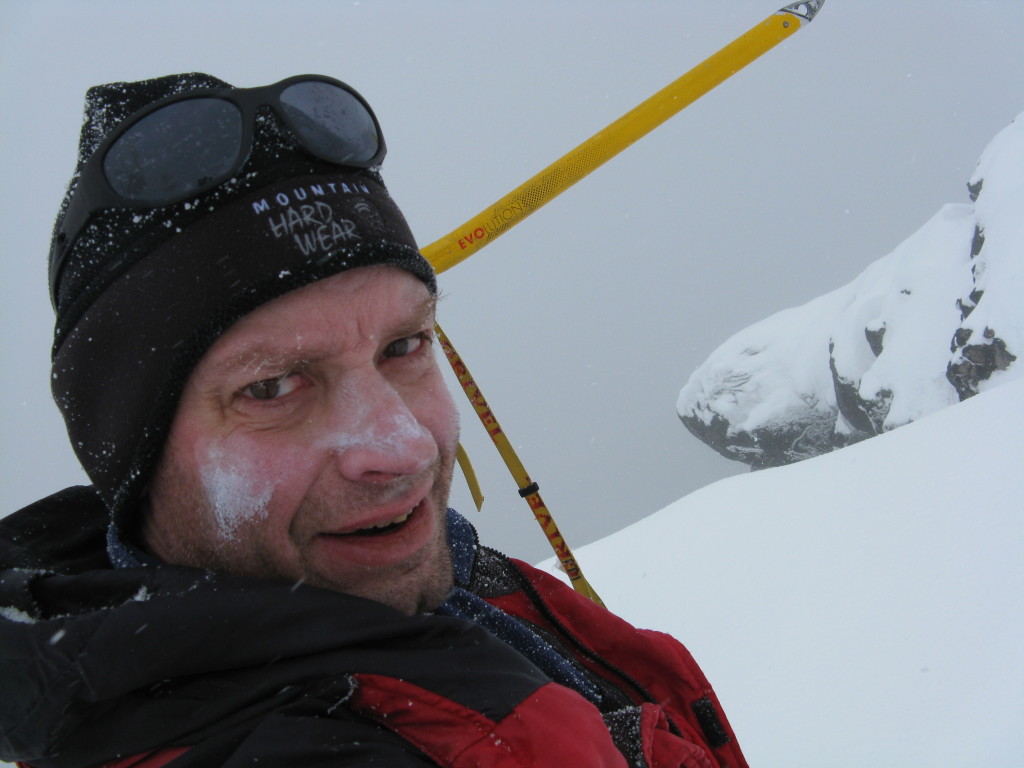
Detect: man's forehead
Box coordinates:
(201, 287, 437, 379)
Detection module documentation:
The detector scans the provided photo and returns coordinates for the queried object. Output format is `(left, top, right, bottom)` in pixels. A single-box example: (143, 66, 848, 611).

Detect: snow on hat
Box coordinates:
(49, 73, 436, 528)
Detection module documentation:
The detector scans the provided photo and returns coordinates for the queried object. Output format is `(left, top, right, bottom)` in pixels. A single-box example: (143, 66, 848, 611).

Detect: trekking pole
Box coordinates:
(436, 324, 606, 607)
(421, 0, 825, 273)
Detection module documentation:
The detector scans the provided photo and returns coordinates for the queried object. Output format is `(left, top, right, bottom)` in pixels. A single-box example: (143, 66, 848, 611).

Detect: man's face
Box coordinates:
(143, 266, 459, 615)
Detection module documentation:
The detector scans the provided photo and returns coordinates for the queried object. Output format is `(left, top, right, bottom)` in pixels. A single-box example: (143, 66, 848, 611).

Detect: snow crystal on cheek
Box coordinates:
(200, 449, 274, 542)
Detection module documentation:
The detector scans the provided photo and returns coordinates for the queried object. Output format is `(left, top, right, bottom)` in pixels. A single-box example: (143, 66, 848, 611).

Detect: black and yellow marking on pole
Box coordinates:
(438, 325, 606, 607)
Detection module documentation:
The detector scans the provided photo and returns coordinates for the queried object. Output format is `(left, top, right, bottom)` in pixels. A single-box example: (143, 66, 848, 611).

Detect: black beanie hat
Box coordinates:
(49, 73, 436, 528)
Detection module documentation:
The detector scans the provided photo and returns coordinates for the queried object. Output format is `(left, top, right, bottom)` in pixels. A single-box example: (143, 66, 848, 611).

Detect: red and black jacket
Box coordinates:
(0, 487, 746, 767)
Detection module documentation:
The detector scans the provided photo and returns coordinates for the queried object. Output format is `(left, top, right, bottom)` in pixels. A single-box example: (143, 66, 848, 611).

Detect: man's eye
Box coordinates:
(242, 375, 300, 401)
(383, 334, 426, 359)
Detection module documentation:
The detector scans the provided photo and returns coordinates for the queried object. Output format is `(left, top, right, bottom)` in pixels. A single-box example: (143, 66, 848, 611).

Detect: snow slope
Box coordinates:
(543, 375, 1024, 766)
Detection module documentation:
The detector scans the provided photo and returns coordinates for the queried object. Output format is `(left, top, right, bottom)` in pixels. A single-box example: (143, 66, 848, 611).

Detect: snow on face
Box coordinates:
(199, 444, 274, 542)
(317, 386, 433, 456)
(191, 377, 438, 545)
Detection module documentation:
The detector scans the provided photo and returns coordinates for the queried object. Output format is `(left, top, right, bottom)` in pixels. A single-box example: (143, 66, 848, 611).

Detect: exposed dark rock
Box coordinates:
(865, 322, 886, 358)
(948, 195, 1016, 398)
(971, 225, 986, 257)
(956, 289, 984, 321)
(947, 336, 1017, 400)
(679, 408, 840, 470)
(829, 342, 892, 435)
(951, 326, 973, 352)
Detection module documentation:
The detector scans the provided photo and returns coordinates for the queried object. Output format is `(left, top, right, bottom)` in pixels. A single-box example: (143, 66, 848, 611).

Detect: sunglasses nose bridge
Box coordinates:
(241, 100, 311, 173)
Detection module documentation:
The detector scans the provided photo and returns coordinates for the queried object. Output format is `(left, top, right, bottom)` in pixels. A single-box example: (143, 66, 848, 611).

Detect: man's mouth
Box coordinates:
(324, 503, 421, 539)
(351, 509, 413, 537)
(313, 495, 438, 571)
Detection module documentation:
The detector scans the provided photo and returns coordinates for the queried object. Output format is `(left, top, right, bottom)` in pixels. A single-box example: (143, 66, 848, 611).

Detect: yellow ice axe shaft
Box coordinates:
(437, 324, 606, 607)
(429, 2, 824, 604)
(422, 1, 824, 273)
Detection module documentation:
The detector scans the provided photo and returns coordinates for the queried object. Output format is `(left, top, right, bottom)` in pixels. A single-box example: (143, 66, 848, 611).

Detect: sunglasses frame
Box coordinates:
(50, 74, 387, 305)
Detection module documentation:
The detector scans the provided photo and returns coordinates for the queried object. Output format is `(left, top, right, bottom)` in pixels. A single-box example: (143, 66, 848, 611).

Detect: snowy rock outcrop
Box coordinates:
(678, 112, 1023, 469)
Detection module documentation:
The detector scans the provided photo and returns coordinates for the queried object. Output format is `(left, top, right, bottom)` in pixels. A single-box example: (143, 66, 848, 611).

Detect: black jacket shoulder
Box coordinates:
(1, 486, 110, 573)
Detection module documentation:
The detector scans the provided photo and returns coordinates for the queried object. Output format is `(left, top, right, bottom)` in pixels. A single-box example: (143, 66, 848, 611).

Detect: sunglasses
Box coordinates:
(50, 75, 386, 304)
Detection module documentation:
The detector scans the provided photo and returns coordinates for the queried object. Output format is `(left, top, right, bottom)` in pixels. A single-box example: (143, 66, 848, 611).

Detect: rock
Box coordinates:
(678, 113, 1023, 469)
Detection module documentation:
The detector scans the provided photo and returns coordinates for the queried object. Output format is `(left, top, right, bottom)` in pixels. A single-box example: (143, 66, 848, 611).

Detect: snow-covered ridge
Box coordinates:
(677, 112, 1024, 468)
(543, 374, 1024, 766)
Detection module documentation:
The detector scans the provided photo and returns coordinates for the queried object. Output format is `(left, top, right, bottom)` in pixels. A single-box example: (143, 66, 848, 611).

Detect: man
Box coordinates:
(0, 73, 747, 767)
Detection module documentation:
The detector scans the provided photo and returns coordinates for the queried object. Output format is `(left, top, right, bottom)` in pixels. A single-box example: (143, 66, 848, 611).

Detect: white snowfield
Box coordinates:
(543, 371, 1024, 766)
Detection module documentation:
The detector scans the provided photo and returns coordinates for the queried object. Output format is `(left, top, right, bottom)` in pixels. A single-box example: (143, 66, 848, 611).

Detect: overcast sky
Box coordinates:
(2, 0, 1022, 562)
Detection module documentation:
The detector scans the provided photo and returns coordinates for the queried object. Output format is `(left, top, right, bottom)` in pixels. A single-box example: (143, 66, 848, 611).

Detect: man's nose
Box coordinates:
(324, 373, 438, 482)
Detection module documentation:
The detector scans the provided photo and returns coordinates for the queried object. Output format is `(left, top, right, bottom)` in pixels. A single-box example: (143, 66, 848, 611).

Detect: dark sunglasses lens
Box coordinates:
(280, 82, 380, 165)
(103, 98, 244, 202)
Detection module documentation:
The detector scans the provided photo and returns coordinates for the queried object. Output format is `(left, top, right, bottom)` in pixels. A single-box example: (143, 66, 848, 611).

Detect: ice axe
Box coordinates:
(430, 1, 827, 604)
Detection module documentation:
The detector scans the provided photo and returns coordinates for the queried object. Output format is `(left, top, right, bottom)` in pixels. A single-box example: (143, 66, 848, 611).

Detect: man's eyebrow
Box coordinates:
(205, 350, 310, 382)
(411, 294, 440, 329)
(382, 292, 439, 333)
(204, 293, 440, 381)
